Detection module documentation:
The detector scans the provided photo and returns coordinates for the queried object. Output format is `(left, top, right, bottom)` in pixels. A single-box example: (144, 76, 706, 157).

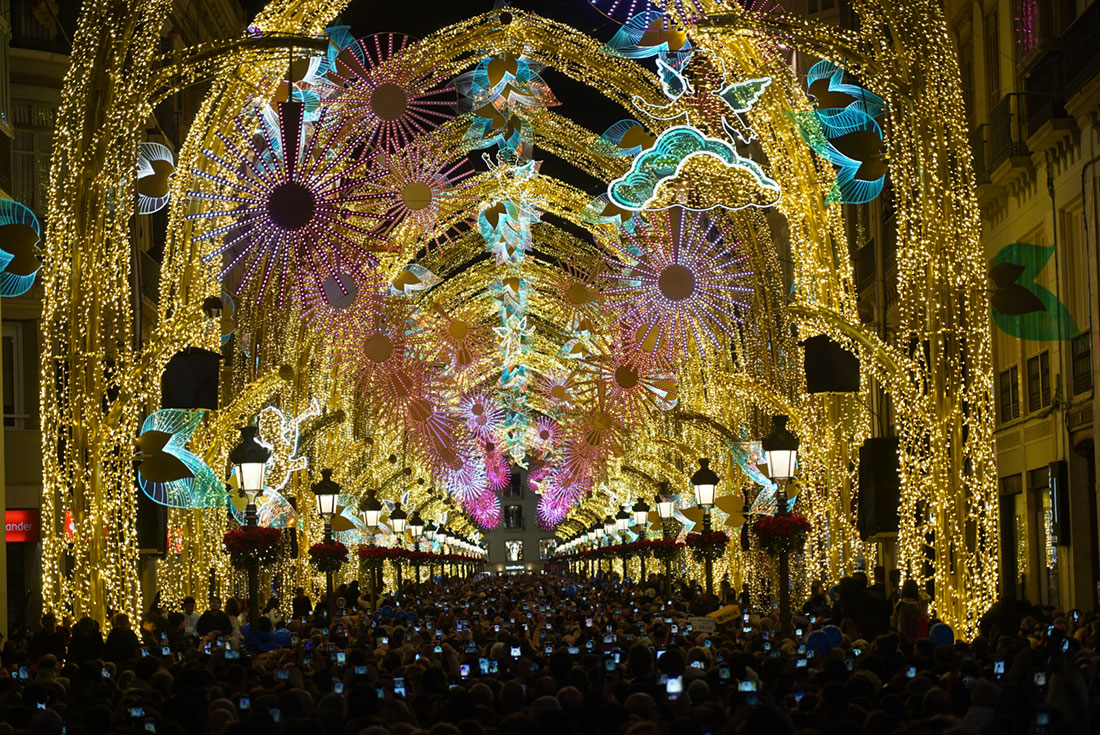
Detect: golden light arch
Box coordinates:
(40, 0, 994, 635)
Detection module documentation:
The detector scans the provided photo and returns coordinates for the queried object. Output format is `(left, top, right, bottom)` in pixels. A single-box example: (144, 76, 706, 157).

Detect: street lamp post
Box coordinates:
(615, 506, 630, 579)
(655, 484, 675, 599)
(408, 511, 424, 588)
(603, 516, 615, 578)
(763, 415, 799, 638)
(389, 502, 407, 590)
(311, 469, 340, 622)
(424, 521, 438, 584)
(361, 489, 382, 611)
(633, 497, 650, 586)
(229, 425, 271, 626)
(692, 458, 720, 601)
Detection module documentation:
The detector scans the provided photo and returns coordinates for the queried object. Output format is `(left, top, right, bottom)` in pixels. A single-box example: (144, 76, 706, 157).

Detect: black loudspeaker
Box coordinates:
(136, 481, 168, 554)
(802, 335, 860, 393)
(1049, 460, 1070, 546)
(161, 348, 222, 410)
(858, 437, 900, 537)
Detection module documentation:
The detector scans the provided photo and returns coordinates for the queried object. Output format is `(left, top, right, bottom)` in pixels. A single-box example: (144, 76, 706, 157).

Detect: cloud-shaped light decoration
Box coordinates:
(608, 125, 780, 212)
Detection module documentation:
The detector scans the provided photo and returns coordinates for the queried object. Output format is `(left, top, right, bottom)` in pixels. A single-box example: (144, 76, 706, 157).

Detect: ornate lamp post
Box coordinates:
(633, 497, 650, 585)
(762, 414, 799, 638)
(389, 502, 407, 589)
(229, 426, 271, 625)
(615, 506, 631, 578)
(655, 484, 675, 598)
(361, 488, 383, 610)
(311, 468, 340, 621)
(691, 458, 720, 600)
(603, 515, 615, 577)
(424, 520, 438, 583)
(408, 510, 424, 588)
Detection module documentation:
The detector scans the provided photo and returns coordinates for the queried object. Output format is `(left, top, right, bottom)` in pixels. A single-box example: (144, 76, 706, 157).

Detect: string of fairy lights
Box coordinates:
(37, 0, 996, 637)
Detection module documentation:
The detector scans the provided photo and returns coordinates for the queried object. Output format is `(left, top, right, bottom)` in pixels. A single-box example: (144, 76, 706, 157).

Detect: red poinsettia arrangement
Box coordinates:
(753, 514, 811, 556)
(685, 530, 730, 563)
(649, 538, 685, 562)
(223, 527, 282, 570)
(309, 541, 349, 573)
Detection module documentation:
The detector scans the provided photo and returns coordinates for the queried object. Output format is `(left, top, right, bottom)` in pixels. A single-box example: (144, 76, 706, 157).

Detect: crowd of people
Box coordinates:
(0, 568, 1093, 734)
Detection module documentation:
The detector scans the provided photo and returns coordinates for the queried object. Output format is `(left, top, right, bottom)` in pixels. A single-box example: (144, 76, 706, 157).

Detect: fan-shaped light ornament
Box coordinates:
(603, 208, 753, 358)
(427, 304, 493, 382)
(136, 409, 225, 509)
(532, 416, 559, 450)
(324, 33, 456, 152)
(538, 370, 578, 413)
(136, 142, 176, 214)
(0, 199, 41, 296)
(456, 53, 558, 161)
(189, 100, 388, 307)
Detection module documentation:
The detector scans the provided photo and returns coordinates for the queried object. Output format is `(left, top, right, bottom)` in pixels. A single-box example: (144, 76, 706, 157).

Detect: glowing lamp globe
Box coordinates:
(762, 415, 799, 481)
(691, 458, 719, 508)
(311, 468, 341, 519)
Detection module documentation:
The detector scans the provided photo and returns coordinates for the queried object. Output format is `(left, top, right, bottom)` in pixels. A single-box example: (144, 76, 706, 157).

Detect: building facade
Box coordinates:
(784, 0, 1100, 612)
(1, 0, 247, 630)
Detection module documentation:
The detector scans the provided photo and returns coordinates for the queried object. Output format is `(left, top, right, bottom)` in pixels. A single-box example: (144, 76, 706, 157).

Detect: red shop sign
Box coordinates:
(6, 509, 40, 543)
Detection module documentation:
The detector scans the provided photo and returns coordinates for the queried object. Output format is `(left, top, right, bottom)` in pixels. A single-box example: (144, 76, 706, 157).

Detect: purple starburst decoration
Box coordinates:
(602, 209, 752, 358)
(189, 101, 389, 307)
(322, 33, 455, 152)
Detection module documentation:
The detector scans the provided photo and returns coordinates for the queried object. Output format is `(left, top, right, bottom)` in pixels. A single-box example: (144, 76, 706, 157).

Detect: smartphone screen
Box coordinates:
(666, 676, 683, 699)
(460, 664, 470, 678)
(394, 677, 406, 697)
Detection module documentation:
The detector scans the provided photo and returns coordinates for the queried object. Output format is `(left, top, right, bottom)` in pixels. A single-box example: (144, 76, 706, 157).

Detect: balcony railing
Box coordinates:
(970, 125, 991, 185)
(989, 95, 1030, 170)
(1062, 0, 1100, 100)
(1022, 48, 1070, 137)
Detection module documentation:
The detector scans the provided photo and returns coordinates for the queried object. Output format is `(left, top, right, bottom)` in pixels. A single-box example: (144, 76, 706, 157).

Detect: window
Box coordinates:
(2, 322, 24, 429)
(505, 540, 523, 562)
(985, 10, 1001, 113)
(1072, 332, 1092, 395)
(502, 471, 522, 498)
(999, 366, 1020, 422)
(807, 0, 818, 13)
(503, 505, 523, 530)
(539, 539, 557, 560)
(1026, 351, 1051, 413)
(1000, 474, 1023, 495)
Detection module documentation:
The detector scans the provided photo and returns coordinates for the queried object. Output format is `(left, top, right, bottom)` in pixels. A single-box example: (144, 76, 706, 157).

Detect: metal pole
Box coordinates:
(246, 501, 259, 626)
(778, 482, 792, 638)
(324, 521, 335, 622)
(703, 508, 714, 600)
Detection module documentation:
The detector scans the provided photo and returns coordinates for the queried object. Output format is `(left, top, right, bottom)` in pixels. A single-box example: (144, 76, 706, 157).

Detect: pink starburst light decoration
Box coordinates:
(189, 101, 389, 307)
(324, 33, 455, 152)
(371, 143, 476, 234)
(461, 391, 505, 442)
(532, 416, 560, 450)
(332, 304, 430, 419)
(465, 488, 503, 530)
(301, 255, 386, 331)
(577, 337, 679, 425)
(603, 208, 752, 358)
(485, 449, 511, 491)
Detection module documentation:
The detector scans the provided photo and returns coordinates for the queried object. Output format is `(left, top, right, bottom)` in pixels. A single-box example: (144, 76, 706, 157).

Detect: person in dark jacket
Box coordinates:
(196, 596, 233, 637)
(103, 614, 140, 662)
(65, 616, 104, 664)
(28, 613, 67, 662)
(292, 587, 313, 619)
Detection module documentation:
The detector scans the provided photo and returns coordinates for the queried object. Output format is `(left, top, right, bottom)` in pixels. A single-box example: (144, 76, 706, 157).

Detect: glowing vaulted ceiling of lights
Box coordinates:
(185, 7, 787, 530)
